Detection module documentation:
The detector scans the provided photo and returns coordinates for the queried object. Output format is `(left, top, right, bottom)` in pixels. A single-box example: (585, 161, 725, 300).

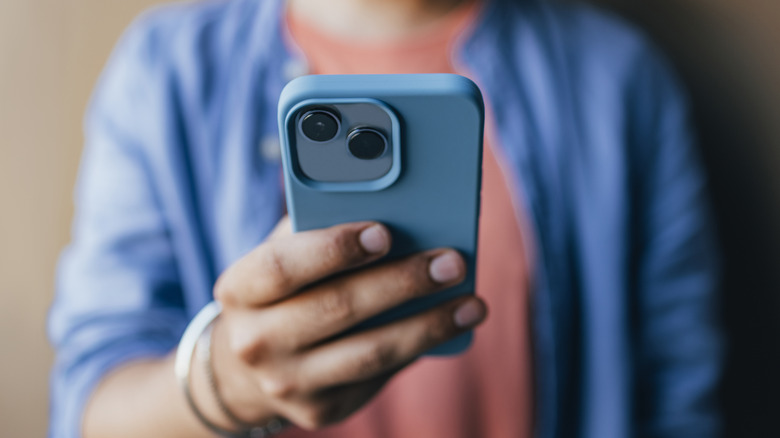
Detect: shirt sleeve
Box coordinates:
(47, 14, 189, 438)
(630, 46, 723, 438)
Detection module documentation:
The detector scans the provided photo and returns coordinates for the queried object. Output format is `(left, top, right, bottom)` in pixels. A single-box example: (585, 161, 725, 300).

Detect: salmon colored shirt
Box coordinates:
(285, 3, 533, 437)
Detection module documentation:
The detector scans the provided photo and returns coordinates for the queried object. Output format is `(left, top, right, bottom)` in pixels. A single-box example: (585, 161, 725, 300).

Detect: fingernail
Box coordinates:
(359, 225, 389, 254)
(454, 300, 485, 328)
(429, 251, 464, 284)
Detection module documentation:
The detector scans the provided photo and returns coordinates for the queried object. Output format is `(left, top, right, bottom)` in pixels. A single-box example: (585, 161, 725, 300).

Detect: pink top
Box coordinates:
(284, 3, 534, 436)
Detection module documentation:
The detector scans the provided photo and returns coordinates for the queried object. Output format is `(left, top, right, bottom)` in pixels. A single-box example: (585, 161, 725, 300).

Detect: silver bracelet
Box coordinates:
(199, 321, 288, 437)
(175, 301, 288, 438)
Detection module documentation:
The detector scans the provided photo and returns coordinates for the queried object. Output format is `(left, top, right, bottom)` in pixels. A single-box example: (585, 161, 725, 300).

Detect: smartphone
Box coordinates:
(277, 74, 484, 355)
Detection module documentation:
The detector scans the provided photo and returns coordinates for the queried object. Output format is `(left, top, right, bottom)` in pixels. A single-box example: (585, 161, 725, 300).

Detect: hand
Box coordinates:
(208, 218, 487, 430)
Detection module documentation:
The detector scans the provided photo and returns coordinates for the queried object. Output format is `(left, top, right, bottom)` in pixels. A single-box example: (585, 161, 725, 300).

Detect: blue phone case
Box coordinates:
(278, 74, 484, 355)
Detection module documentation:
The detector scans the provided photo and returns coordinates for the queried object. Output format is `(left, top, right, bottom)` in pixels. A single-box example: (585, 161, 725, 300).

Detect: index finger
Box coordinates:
(214, 221, 391, 308)
(267, 216, 292, 241)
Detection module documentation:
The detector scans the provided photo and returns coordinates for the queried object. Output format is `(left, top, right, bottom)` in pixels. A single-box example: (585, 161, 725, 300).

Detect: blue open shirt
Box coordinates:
(49, 0, 722, 437)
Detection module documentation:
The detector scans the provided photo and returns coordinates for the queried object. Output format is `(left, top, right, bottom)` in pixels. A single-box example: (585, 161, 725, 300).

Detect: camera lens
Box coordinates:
(300, 110, 340, 142)
(348, 128, 387, 160)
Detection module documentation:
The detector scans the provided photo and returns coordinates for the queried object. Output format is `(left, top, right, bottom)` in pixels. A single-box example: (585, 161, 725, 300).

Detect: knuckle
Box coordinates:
(352, 343, 395, 377)
(395, 261, 428, 297)
(425, 310, 457, 345)
(260, 247, 291, 292)
(228, 327, 271, 365)
(324, 230, 360, 265)
(314, 290, 355, 322)
(257, 372, 297, 399)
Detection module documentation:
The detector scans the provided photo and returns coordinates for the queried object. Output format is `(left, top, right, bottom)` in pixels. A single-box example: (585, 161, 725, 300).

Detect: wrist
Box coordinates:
(209, 316, 277, 425)
(190, 334, 239, 431)
(177, 302, 286, 437)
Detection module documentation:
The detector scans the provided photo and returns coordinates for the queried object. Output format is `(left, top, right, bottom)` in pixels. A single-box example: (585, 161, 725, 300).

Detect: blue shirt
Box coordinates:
(49, 0, 722, 437)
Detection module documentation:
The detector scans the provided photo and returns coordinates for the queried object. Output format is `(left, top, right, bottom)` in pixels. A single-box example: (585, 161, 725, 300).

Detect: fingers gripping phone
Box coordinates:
(278, 74, 484, 355)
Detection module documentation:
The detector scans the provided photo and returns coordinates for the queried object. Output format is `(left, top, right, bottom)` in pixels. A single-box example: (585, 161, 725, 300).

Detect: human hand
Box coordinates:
(209, 218, 487, 430)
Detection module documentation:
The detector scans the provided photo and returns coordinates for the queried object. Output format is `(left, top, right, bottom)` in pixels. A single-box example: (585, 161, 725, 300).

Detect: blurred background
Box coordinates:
(1, 0, 779, 436)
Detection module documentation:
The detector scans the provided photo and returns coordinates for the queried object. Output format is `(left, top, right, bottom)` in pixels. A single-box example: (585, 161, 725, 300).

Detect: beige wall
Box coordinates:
(1, 0, 779, 437)
(0, 1, 158, 436)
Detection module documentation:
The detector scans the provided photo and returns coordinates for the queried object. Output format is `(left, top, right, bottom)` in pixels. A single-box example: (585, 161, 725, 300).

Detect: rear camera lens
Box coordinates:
(300, 110, 340, 142)
(348, 129, 387, 160)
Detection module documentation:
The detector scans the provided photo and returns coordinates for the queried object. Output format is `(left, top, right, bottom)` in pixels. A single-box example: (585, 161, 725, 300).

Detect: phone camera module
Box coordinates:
(347, 128, 387, 160)
(300, 110, 340, 142)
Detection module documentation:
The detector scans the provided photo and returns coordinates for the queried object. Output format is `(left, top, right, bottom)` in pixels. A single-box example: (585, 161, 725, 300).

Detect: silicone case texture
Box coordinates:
(278, 74, 484, 355)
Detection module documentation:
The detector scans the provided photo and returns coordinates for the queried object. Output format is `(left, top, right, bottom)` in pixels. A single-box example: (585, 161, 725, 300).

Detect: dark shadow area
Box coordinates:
(586, 1, 780, 436)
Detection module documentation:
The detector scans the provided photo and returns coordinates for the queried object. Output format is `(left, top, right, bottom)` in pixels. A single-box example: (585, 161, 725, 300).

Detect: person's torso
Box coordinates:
(138, 0, 665, 436)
